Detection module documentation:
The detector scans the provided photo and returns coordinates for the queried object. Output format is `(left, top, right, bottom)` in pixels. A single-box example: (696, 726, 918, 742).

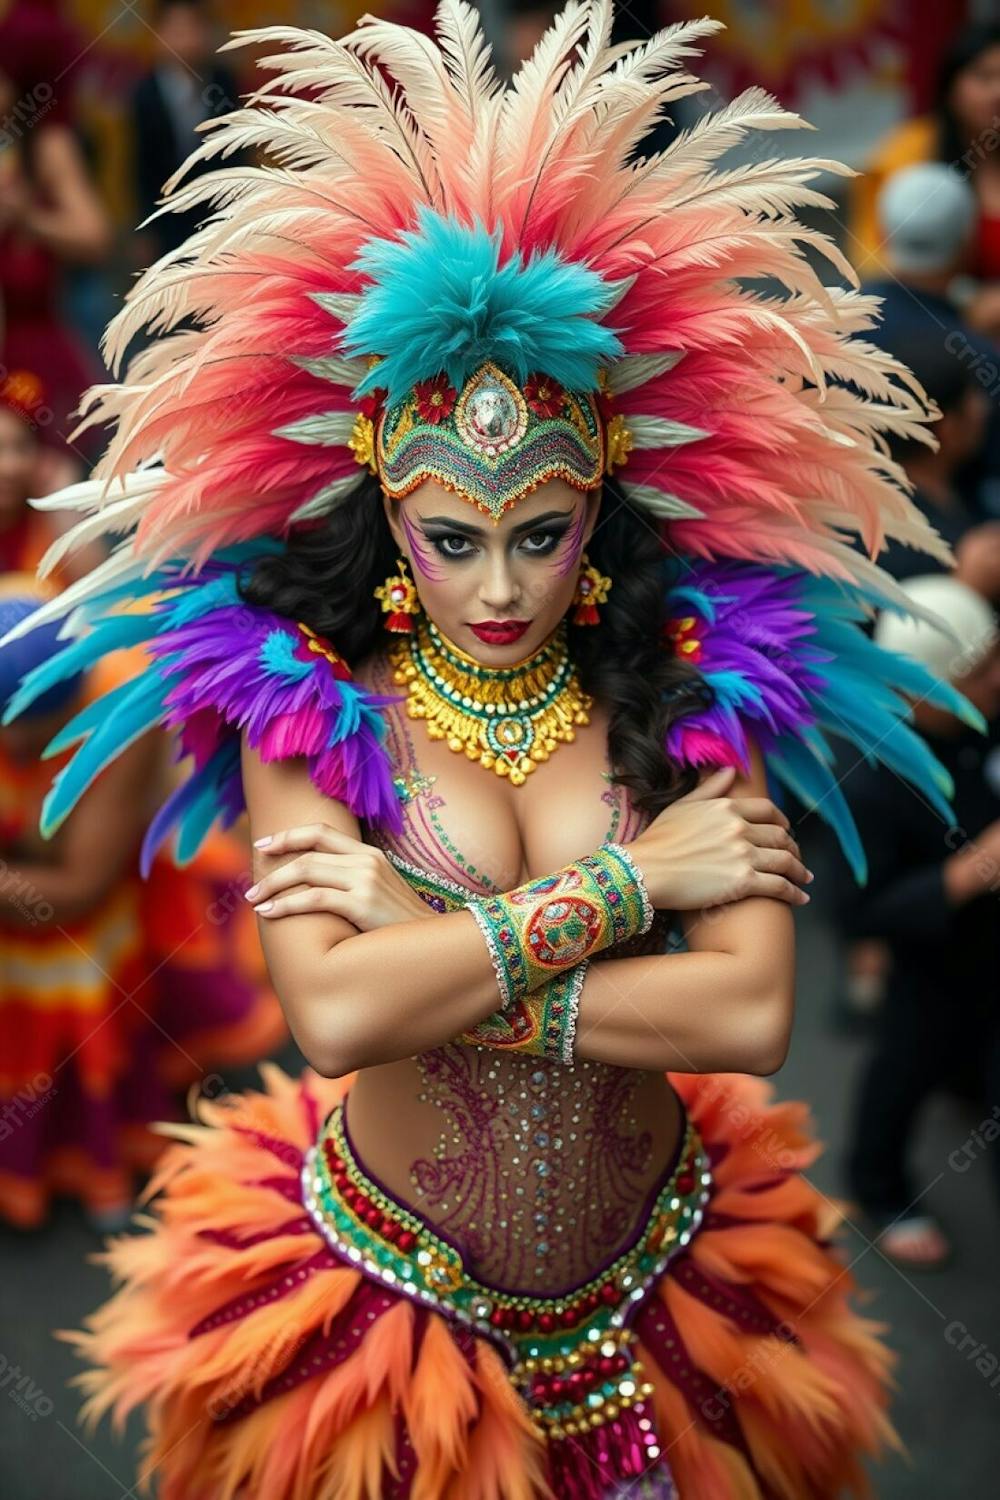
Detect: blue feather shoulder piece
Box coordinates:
(0, 541, 403, 875)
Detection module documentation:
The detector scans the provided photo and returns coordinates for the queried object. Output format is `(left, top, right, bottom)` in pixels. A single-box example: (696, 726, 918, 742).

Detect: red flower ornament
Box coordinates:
(359, 387, 388, 421)
(413, 373, 457, 424)
(666, 616, 703, 663)
(524, 373, 565, 419)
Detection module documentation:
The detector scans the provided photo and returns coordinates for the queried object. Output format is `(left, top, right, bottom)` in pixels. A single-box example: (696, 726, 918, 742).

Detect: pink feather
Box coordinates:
(45, 0, 941, 596)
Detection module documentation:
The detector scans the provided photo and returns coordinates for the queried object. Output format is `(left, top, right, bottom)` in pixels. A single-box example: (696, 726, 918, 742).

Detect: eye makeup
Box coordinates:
(410, 507, 581, 566)
(549, 503, 588, 578)
(400, 506, 450, 581)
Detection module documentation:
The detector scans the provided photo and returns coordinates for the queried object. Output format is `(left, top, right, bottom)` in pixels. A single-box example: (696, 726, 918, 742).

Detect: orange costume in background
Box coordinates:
(0, 643, 285, 1228)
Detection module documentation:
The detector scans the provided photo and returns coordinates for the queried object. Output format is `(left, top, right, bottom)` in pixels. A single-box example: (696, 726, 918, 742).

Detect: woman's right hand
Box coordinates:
(622, 766, 812, 911)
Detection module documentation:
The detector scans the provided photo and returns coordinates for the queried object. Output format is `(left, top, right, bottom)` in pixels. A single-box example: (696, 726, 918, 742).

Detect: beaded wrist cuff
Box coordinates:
(602, 841, 654, 935)
(467, 845, 653, 1006)
(459, 960, 588, 1063)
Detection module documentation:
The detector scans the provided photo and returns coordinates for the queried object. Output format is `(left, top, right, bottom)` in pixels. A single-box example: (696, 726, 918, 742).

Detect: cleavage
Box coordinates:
(362, 653, 634, 894)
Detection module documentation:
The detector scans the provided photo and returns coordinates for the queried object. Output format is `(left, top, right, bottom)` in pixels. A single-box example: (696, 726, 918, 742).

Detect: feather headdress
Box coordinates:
(10, 0, 944, 597)
(0, 0, 969, 874)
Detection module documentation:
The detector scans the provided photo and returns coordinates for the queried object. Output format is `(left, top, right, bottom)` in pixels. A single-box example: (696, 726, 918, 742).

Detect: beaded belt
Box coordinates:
(302, 1103, 709, 1471)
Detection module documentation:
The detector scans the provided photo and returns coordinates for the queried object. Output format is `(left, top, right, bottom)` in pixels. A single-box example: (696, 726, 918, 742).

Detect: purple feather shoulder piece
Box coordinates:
(662, 558, 982, 881)
(151, 606, 404, 850)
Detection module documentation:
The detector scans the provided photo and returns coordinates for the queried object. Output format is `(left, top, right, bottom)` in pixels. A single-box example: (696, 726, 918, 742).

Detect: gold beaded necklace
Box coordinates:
(389, 617, 592, 784)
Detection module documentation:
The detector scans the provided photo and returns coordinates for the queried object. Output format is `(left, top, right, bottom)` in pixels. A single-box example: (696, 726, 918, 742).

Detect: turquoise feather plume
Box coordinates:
(343, 206, 625, 404)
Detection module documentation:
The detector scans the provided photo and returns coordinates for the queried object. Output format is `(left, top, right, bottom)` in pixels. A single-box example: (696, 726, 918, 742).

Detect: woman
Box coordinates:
(849, 21, 1000, 285)
(0, 4, 976, 1495)
(0, 0, 111, 487)
(0, 582, 285, 1231)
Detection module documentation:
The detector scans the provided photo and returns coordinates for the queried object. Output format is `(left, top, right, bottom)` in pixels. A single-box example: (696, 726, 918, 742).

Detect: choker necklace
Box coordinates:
(389, 618, 592, 784)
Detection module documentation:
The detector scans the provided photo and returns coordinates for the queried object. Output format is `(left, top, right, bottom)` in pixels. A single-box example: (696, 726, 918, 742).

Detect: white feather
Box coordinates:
(627, 414, 708, 448)
(292, 353, 369, 388)
(273, 410, 356, 446)
(607, 351, 685, 395)
(287, 473, 367, 524)
(619, 482, 703, 519)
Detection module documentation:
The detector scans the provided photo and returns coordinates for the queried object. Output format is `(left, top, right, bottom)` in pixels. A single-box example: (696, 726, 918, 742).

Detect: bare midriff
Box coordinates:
(345, 652, 683, 1295)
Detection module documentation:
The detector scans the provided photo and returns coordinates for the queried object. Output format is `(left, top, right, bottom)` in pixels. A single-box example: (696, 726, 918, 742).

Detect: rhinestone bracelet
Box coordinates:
(459, 959, 589, 1064)
(467, 845, 654, 1008)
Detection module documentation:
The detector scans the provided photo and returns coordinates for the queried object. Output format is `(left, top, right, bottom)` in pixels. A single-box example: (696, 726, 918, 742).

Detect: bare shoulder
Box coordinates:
(239, 731, 362, 843)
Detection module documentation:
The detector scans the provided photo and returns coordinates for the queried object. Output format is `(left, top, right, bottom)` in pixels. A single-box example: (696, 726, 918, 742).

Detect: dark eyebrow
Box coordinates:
(416, 509, 577, 537)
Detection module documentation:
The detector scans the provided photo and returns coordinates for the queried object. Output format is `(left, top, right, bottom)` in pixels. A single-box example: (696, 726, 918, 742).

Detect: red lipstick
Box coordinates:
(469, 619, 531, 645)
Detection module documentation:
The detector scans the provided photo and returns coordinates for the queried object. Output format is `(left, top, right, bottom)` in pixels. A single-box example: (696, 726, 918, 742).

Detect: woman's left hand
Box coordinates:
(245, 824, 435, 930)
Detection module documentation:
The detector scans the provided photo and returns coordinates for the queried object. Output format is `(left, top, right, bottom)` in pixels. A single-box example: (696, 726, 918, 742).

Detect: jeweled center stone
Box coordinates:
(467, 383, 519, 442)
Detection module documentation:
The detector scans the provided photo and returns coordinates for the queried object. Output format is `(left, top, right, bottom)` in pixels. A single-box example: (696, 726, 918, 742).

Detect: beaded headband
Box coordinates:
(356, 360, 616, 521)
(336, 208, 638, 520)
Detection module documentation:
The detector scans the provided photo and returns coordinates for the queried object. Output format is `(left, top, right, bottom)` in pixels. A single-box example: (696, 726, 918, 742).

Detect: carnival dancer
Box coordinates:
(0, 4, 980, 1495)
(0, 581, 285, 1231)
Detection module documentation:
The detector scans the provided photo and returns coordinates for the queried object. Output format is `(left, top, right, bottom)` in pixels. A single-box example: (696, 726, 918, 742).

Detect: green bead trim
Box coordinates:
(302, 1104, 710, 1371)
(382, 848, 472, 913)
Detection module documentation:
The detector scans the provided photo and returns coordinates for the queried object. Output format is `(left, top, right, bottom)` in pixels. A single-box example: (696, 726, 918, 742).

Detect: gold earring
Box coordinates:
(571, 553, 612, 626)
(374, 556, 420, 634)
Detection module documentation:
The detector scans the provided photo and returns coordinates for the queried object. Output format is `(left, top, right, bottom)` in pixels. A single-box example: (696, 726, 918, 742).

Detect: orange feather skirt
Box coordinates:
(66, 1066, 899, 1499)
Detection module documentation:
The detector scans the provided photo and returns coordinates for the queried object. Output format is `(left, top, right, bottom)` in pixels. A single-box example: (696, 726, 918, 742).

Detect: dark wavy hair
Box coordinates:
(935, 22, 1000, 163)
(238, 475, 712, 817)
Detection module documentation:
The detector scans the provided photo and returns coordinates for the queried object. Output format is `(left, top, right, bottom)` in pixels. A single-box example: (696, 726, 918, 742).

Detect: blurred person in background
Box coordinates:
(839, 318, 1000, 1032)
(838, 575, 1000, 1269)
(0, 368, 107, 584)
(876, 337, 993, 585)
(0, 583, 284, 1233)
(132, 0, 242, 266)
(504, 0, 558, 70)
(0, 0, 111, 489)
(850, 21, 1000, 293)
(867, 162, 1000, 521)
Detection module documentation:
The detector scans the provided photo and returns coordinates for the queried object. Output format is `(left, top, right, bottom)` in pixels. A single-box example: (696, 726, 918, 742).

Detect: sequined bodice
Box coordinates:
(348, 652, 681, 1293)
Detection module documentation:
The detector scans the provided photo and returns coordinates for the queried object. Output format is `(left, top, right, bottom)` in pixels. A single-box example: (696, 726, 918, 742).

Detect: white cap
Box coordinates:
(875, 574, 998, 681)
(876, 163, 976, 275)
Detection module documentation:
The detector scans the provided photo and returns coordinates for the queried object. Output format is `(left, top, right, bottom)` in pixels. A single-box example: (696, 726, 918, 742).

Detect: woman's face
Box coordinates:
(383, 477, 602, 664)
(950, 44, 1000, 138)
(0, 406, 37, 527)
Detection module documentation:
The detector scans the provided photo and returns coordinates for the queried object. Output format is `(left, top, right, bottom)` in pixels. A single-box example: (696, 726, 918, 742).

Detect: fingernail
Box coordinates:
(253, 835, 272, 848)
(255, 900, 274, 914)
(806, 870, 815, 883)
(244, 884, 259, 901)
(800, 892, 811, 903)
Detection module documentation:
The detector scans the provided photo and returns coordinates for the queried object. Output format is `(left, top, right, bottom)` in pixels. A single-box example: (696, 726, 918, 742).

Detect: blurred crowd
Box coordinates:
(0, 0, 997, 1290)
(0, 0, 285, 1235)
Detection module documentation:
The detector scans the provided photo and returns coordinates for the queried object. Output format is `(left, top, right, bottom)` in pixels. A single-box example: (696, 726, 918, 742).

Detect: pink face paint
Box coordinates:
(550, 501, 588, 578)
(400, 507, 449, 581)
